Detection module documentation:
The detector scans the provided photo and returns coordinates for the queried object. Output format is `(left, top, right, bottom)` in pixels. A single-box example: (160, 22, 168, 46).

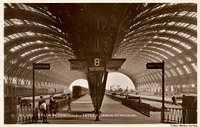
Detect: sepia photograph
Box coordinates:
(3, 2, 197, 126)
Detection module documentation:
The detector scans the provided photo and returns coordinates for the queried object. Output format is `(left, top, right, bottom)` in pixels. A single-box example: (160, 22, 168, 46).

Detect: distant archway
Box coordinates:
(69, 72, 135, 92)
(106, 72, 135, 91)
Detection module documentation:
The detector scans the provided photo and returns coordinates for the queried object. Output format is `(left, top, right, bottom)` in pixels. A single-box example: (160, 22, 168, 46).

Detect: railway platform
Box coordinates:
(30, 94, 161, 124)
(120, 94, 183, 109)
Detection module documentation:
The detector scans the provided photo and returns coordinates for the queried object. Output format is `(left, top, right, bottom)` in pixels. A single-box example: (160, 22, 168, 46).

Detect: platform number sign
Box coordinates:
(146, 61, 165, 122)
(34, 63, 50, 70)
(146, 62, 163, 69)
(94, 58, 100, 66)
(88, 57, 105, 72)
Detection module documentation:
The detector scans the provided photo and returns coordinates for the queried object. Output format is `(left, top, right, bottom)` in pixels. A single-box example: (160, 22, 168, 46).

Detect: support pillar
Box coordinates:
(87, 71, 108, 121)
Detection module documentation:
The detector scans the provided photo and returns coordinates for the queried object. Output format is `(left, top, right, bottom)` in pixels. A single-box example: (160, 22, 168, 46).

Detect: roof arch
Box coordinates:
(4, 3, 197, 92)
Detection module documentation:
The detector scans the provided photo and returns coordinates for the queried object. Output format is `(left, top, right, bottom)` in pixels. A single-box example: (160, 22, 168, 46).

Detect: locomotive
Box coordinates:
(72, 86, 88, 98)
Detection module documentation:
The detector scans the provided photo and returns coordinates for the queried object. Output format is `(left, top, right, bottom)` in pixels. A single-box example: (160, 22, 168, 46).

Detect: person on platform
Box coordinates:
(49, 95, 56, 117)
(40, 99, 48, 123)
(138, 96, 141, 103)
(38, 96, 44, 120)
(67, 94, 72, 111)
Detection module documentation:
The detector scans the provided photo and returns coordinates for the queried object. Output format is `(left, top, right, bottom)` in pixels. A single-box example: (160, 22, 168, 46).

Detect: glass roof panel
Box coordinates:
(23, 20, 31, 24)
(29, 53, 51, 61)
(4, 37, 9, 42)
(179, 42, 191, 50)
(177, 32, 191, 38)
(189, 36, 197, 42)
(165, 50, 175, 56)
(177, 59, 184, 64)
(7, 35, 15, 39)
(165, 70, 171, 77)
(183, 65, 192, 74)
(161, 43, 172, 48)
(168, 21, 176, 26)
(25, 31, 35, 36)
(185, 56, 192, 62)
(151, 50, 168, 59)
(4, 21, 11, 27)
(10, 19, 24, 25)
(170, 69, 177, 76)
(187, 24, 197, 31)
(21, 48, 43, 57)
(172, 47, 182, 53)
(187, 12, 197, 17)
(176, 67, 184, 75)
(191, 63, 197, 71)
(178, 11, 188, 16)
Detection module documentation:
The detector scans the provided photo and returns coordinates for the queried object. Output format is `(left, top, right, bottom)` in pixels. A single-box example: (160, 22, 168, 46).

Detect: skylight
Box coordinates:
(176, 67, 184, 75)
(191, 63, 197, 71)
(170, 69, 177, 76)
(21, 48, 43, 57)
(172, 47, 182, 53)
(179, 42, 191, 50)
(10, 19, 24, 25)
(183, 65, 192, 74)
(25, 31, 35, 36)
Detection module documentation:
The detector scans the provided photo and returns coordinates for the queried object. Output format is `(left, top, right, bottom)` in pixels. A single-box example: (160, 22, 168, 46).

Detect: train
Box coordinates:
(72, 86, 88, 98)
(4, 84, 64, 98)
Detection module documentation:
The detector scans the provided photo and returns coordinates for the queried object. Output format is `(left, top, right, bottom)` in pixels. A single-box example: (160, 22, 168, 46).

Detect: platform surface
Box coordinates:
(121, 94, 183, 109)
(31, 94, 162, 124)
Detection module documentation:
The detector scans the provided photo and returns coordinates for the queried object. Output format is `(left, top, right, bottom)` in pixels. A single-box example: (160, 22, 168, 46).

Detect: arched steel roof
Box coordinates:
(4, 3, 197, 91)
(113, 3, 197, 89)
